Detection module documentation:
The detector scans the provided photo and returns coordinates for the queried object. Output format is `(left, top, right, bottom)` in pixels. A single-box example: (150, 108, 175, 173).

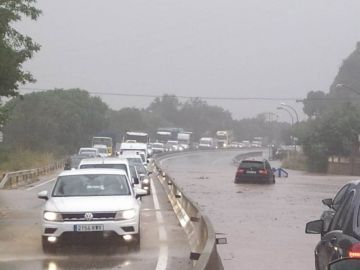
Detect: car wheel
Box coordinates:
(42, 236, 57, 254)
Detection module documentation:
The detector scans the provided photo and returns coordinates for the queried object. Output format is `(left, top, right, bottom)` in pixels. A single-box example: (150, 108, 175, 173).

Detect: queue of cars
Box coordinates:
(39, 141, 152, 253)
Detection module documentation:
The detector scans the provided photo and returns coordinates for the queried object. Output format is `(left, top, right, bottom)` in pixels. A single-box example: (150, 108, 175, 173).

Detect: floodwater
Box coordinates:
(160, 150, 359, 270)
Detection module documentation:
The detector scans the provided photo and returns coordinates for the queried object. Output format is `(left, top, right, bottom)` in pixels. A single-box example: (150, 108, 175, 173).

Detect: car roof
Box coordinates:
(93, 144, 107, 148)
(241, 158, 268, 163)
(120, 143, 147, 148)
(79, 157, 129, 166)
(59, 168, 127, 177)
(79, 147, 98, 151)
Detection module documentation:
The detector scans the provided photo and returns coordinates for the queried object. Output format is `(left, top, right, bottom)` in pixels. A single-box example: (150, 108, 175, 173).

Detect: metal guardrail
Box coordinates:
(0, 159, 66, 189)
(232, 150, 265, 165)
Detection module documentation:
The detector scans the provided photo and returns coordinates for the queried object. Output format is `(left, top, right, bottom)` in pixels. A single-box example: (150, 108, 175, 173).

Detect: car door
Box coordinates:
(315, 191, 356, 270)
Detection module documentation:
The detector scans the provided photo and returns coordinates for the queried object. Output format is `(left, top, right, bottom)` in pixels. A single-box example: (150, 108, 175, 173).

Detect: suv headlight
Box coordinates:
(43, 211, 63, 222)
(115, 209, 136, 220)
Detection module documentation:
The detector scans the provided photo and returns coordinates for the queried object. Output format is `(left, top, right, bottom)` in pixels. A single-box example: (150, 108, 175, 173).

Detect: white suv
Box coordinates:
(38, 169, 146, 253)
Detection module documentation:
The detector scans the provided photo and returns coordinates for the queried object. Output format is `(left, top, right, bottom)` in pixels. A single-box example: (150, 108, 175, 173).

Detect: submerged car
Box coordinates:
(306, 180, 360, 270)
(38, 169, 146, 253)
(234, 159, 275, 184)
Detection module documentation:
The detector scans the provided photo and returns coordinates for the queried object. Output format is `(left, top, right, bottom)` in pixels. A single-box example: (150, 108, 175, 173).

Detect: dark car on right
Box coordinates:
(234, 158, 275, 184)
(306, 180, 360, 270)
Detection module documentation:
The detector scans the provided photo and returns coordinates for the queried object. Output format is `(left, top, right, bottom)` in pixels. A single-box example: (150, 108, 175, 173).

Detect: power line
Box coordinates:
(18, 87, 303, 101)
(18, 87, 360, 101)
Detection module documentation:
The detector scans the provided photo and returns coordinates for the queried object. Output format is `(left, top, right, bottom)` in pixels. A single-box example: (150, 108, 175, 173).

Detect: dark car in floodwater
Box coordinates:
(234, 159, 275, 184)
(306, 180, 360, 270)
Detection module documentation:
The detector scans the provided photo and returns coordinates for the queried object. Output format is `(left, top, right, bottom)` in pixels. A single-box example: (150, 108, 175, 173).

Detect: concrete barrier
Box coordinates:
(153, 157, 225, 270)
(232, 150, 265, 165)
(0, 159, 65, 189)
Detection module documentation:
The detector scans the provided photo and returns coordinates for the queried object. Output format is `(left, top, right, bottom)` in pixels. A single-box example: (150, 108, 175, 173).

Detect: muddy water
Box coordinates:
(160, 150, 359, 270)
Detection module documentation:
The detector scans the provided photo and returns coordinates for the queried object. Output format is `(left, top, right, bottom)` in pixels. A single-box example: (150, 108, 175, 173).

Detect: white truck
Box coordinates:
(215, 130, 233, 148)
(198, 137, 217, 149)
(177, 132, 192, 150)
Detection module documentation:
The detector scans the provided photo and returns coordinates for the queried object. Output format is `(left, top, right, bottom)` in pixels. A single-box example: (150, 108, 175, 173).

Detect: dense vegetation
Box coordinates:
(297, 42, 360, 172)
(0, 0, 41, 126)
(0, 90, 291, 166)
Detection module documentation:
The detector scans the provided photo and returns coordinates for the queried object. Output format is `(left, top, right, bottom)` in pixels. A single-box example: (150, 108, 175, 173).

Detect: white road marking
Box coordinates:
(150, 178, 168, 270)
(26, 177, 56, 191)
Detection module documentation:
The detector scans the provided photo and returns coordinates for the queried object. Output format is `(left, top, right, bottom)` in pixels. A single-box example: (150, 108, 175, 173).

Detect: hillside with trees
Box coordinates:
(297, 42, 360, 172)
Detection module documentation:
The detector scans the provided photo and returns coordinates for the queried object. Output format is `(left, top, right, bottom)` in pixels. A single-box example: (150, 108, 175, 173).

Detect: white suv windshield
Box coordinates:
(79, 164, 128, 176)
(52, 174, 130, 197)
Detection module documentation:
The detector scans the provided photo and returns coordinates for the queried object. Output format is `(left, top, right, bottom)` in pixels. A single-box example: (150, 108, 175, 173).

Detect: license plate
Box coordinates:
(246, 171, 257, 174)
(74, 224, 104, 232)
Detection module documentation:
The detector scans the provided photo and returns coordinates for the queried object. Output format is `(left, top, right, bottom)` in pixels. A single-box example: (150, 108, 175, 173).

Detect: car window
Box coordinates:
(52, 174, 130, 197)
(265, 161, 271, 170)
(135, 165, 147, 175)
(79, 164, 129, 177)
(333, 184, 351, 210)
(239, 161, 264, 169)
(331, 191, 355, 231)
(129, 166, 137, 179)
(127, 158, 142, 165)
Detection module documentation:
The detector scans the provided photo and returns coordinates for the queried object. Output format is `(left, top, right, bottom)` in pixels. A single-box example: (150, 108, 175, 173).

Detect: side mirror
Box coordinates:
(322, 198, 333, 208)
(329, 258, 360, 270)
(135, 188, 147, 199)
(305, 220, 324, 234)
(38, 190, 49, 200)
(132, 177, 139, 185)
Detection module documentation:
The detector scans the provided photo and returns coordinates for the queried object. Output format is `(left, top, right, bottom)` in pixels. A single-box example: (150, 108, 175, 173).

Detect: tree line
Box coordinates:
(1, 90, 291, 157)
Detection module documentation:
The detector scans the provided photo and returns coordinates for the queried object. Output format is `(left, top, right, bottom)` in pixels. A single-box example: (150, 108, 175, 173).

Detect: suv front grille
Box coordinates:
(62, 212, 116, 222)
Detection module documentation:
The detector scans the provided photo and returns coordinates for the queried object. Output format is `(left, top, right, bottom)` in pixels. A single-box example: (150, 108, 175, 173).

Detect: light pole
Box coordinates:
(336, 83, 360, 95)
(277, 106, 296, 151)
(259, 112, 279, 159)
(277, 107, 294, 125)
(280, 102, 299, 123)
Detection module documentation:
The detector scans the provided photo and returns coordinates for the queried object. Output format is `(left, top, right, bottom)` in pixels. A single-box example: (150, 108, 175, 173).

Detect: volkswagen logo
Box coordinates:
(84, 212, 93, 221)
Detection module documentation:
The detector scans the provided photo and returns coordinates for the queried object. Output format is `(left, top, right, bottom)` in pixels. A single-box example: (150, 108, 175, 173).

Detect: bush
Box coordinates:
(281, 151, 307, 171)
(0, 148, 55, 172)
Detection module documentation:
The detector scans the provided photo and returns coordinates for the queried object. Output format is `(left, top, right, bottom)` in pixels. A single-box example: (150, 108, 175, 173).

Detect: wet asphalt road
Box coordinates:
(159, 149, 360, 270)
(0, 170, 192, 270)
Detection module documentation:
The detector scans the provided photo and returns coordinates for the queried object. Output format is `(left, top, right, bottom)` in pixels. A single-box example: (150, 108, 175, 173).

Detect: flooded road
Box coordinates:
(159, 150, 359, 270)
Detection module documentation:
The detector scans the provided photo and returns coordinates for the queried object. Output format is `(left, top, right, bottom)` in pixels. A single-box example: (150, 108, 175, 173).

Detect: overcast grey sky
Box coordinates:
(19, 0, 360, 121)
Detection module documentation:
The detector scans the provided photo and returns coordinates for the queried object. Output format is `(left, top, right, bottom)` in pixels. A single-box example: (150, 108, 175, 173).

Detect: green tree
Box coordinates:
(297, 103, 360, 172)
(3, 89, 109, 154)
(302, 91, 328, 118)
(0, 0, 41, 97)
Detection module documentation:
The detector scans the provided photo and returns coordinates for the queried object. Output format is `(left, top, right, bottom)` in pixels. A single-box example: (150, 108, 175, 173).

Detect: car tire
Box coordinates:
(42, 236, 57, 254)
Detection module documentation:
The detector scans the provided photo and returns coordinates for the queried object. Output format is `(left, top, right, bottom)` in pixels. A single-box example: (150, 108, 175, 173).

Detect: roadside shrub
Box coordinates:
(0, 148, 55, 172)
(281, 151, 307, 171)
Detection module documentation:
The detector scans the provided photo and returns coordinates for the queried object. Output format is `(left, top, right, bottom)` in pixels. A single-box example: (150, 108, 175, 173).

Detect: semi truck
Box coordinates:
(215, 130, 233, 148)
